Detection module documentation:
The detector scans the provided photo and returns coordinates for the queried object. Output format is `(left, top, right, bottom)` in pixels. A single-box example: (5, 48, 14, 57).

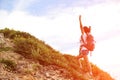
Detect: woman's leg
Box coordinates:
(84, 55, 92, 75)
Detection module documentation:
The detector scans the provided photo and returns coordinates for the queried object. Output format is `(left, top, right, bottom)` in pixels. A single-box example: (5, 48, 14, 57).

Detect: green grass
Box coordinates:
(0, 28, 114, 80)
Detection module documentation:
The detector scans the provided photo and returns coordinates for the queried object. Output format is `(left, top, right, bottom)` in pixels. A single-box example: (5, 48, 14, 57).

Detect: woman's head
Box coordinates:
(83, 26, 91, 33)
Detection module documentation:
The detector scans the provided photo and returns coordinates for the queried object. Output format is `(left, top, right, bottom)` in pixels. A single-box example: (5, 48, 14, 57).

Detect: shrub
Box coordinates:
(0, 28, 36, 39)
(0, 58, 16, 71)
(13, 37, 38, 58)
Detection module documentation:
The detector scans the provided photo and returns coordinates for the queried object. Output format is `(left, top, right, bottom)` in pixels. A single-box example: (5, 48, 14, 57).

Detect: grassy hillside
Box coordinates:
(0, 28, 114, 80)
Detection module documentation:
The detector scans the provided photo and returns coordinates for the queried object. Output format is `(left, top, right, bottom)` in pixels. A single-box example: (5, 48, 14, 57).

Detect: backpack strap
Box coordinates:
(81, 33, 87, 44)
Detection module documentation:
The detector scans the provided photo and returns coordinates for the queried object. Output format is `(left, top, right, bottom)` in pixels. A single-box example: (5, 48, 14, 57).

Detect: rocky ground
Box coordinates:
(0, 34, 73, 80)
(0, 51, 74, 80)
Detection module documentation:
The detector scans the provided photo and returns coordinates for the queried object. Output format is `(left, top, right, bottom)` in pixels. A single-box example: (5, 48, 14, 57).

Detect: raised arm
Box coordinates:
(79, 15, 84, 34)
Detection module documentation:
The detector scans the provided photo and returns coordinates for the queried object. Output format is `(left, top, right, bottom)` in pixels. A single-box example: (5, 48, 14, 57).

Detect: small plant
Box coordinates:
(0, 47, 12, 52)
(0, 58, 16, 71)
(24, 68, 33, 74)
(0, 42, 5, 48)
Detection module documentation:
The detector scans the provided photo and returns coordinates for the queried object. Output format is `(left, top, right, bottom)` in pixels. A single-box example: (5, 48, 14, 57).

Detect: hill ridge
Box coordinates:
(0, 28, 114, 80)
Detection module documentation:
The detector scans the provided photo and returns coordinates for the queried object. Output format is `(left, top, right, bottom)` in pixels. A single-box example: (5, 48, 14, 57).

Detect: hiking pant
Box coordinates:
(79, 45, 89, 58)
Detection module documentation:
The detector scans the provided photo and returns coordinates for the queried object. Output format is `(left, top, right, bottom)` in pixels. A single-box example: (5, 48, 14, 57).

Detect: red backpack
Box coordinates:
(81, 33, 95, 51)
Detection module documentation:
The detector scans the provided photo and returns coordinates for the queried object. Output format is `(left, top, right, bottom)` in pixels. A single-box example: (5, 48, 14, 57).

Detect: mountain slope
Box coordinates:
(0, 28, 114, 80)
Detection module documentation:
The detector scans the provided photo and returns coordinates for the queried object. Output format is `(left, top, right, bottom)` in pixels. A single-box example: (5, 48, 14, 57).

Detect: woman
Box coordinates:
(77, 15, 95, 75)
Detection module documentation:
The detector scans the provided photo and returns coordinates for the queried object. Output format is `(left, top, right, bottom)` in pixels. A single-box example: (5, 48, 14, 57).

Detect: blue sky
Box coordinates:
(0, 0, 105, 16)
(0, 0, 80, 15)
(0, 0, 120, 79)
